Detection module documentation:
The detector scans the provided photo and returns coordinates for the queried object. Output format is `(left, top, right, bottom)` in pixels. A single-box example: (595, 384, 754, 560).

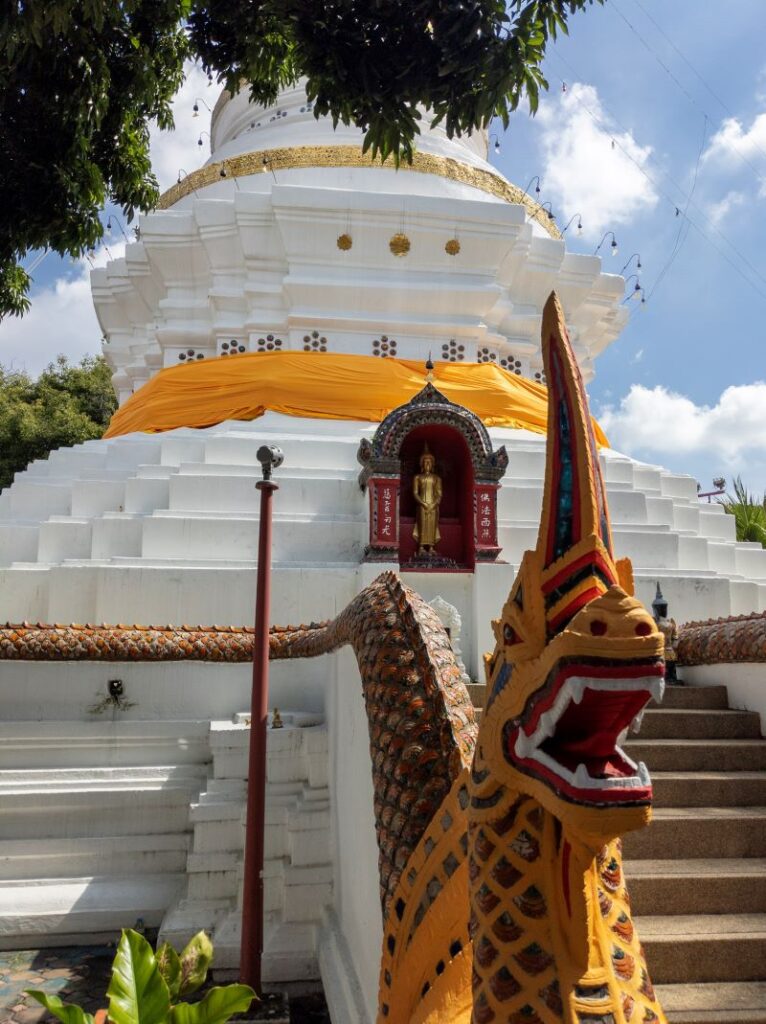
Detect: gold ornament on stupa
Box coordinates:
(336, 233, 353, 251)
(389, 232, 411, 257)
(445, 238, 461, 256)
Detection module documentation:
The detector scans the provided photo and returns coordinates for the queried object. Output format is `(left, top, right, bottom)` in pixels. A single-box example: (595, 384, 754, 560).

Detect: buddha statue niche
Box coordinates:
(413, 445, 442, 557)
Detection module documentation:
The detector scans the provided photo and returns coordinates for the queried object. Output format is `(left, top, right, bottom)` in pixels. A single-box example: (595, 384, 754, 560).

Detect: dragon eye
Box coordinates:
(590, 620, 607, 636)
(635, 621, 652, 636)
(504, 623, 521, 645)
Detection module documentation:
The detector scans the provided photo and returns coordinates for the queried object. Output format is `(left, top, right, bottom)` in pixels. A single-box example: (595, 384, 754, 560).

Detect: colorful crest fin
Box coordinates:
(537, 292, 619, 635)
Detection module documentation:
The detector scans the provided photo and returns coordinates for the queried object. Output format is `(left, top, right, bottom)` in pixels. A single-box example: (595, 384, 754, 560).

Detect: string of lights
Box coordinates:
(546, 50, 766, 306)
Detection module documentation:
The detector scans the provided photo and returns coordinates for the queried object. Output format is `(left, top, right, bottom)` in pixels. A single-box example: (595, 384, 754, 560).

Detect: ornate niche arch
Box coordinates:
(357, 383, 508, 569)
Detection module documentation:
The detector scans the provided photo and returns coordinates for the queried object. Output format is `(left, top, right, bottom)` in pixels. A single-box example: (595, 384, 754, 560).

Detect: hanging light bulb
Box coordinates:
(611, 238, 618, 256)
(192, 102, 199, 117)
(494, 139, 500, 153)
(562, 82, 568, 93)
(577, 217, 583, 236)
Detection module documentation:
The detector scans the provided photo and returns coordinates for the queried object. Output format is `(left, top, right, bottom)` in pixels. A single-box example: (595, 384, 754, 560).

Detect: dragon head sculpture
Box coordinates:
(475, 291, 665, 846)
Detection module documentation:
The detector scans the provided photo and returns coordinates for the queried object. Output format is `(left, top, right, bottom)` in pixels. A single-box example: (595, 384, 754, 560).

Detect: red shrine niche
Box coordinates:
(357, 383, 508, 571)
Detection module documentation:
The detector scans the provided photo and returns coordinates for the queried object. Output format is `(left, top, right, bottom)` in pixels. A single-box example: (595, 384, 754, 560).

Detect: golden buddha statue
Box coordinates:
(413, 446, 442, 557)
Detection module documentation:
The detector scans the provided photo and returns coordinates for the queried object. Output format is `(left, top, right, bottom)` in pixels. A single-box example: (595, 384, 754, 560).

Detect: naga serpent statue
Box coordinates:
(0, 294, 668, 1023)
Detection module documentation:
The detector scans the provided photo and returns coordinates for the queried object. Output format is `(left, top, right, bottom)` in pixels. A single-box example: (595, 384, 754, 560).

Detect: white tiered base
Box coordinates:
(0, 412, 764, 1021)
(0, 413, 763, 655)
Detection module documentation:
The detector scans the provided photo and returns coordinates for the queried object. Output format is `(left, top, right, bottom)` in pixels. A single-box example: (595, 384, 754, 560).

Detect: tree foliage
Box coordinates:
(0, 0, 190, 318)
(720, 477, 766, 548)
(0, 355, 117, 491)
(1, 1, 602, 319)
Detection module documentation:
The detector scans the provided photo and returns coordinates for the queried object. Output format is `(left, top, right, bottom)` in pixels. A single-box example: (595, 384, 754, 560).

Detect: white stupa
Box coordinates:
(0, 83, 764, 1016)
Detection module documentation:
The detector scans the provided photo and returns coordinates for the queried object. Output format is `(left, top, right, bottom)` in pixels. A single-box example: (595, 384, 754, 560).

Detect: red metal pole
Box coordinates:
(240, 476, 278, 992)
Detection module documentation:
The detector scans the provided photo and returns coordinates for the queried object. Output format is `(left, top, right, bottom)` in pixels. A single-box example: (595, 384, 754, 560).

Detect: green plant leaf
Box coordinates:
(25, 991, 95, 1024)
(107, 928, 171, 1024)
(178, 930, 214, 997)
(156, 942, 182, 1001)
(169, 984, 255, 1024)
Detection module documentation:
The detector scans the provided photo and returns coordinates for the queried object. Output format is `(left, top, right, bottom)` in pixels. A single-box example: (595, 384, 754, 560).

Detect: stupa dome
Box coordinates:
(91, 82, 627, 405)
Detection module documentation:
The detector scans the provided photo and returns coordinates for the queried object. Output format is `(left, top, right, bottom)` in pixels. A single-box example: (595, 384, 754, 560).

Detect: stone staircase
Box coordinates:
(0, 721, 208, 950)
(467, 680, 766, 1024)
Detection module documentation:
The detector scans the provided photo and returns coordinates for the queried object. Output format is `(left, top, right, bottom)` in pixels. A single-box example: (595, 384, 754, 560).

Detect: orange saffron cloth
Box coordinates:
(104, 350, 609, 446)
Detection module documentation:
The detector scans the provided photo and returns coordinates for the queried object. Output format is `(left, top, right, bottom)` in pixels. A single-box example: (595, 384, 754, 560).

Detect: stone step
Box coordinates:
(0, 873, 185, 950)
(0, 720, 210, 770)
(626, 739, 766, 773)
(639, 914, 766, 984)
(656, 981, 766, 1023)
(637, 708, 762, 740)
(623, 807, 766, 859)
(652, 685, 729, 710)
(651, 771, 766, 807)
(0, 779, 201, 839)
(627, 859, 766, 916)
(0, 832, 190, 881)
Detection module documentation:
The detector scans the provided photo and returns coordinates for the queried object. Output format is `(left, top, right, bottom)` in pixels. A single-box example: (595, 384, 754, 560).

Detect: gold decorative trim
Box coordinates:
(158, 146, 562, 239)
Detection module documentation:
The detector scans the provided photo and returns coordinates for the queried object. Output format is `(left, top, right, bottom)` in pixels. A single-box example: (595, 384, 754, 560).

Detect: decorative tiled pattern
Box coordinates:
(677, 610, 766, 665)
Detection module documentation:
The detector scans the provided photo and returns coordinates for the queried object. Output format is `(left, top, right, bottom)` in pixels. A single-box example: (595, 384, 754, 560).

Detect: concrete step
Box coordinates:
(623, 807, 766, 859)
(0, 720, 210, 770)
(627, 859, 766, 916)
(651, 771, 766, 807)
(0, 773, 202, 840)
(656, 981, 766, 1023)
(652, 685, 729, 710)
(0, 873, 185, 950)
(638, 708, 762, 740)
(639, 914, 766, 984)
(626, 739, 766, 773)
(0, 832, 190, 881)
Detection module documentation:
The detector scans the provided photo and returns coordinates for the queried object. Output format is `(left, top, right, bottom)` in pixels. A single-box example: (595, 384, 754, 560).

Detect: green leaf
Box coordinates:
(25, 992, 95, 1024)
(169, 985, 256, 1024)
(156, 942, 182, 1001)
(107, 928, 171, 1024)
(178, 930, 214, 997)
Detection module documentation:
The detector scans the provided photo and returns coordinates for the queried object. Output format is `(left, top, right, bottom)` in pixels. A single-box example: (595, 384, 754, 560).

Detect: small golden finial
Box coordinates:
(425, 354, 434, 383)
(271, 707, 284, 729)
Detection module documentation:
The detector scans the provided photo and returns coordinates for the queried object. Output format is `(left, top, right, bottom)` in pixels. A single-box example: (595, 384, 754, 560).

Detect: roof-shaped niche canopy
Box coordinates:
(357, 383, 509, 569)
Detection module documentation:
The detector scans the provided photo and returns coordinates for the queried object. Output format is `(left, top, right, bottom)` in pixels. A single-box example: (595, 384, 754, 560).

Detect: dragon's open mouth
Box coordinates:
(505, 661, 665, 805)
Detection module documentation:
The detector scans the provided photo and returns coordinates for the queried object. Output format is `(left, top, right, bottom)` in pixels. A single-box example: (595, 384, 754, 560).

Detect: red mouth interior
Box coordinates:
(540, 687, 650, 779)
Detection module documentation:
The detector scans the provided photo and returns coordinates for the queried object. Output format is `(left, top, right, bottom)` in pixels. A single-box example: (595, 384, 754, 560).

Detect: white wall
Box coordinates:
(683, 664, 766, 733)
(322, 648, 381, 1024)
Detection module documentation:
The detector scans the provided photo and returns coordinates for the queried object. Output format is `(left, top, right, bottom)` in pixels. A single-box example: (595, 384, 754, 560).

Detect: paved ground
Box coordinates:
(0, 947, 329, 1024)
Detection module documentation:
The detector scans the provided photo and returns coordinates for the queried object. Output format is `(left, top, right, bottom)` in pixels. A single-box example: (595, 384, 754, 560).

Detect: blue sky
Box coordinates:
(2, 0, 765, 494)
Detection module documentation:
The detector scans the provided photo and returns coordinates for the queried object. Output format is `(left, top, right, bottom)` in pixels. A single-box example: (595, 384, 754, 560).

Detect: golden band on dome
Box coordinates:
(158, 145, 562, 238)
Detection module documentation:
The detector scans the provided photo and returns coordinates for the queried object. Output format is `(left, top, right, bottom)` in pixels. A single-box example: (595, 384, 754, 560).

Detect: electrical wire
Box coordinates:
(546, 50, 766, 304)
(631, 0, 766, 167)
(609, 0, 766, 193)
(647, 115, 707, 303)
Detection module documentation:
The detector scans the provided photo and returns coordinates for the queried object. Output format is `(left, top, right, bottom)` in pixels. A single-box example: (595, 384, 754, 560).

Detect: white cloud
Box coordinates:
(703, 111, 766, 196)
(707, 189, 746, 227)
(535, 82, 659, 240)
(149, 62, 212, 193)
(0, 244, 124, 376)
(599, 382, 766, 492)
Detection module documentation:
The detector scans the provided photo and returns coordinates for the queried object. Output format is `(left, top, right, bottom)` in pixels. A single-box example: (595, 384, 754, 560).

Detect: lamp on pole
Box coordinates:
(240, 444, 284, 993)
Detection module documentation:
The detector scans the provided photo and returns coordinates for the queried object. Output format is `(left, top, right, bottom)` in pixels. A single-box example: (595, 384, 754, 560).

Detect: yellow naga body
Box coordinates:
(376, 293, 668, 1024)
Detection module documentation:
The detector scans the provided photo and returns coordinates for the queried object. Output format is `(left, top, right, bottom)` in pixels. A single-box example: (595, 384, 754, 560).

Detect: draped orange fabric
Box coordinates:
(104, 351, 609, 446)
